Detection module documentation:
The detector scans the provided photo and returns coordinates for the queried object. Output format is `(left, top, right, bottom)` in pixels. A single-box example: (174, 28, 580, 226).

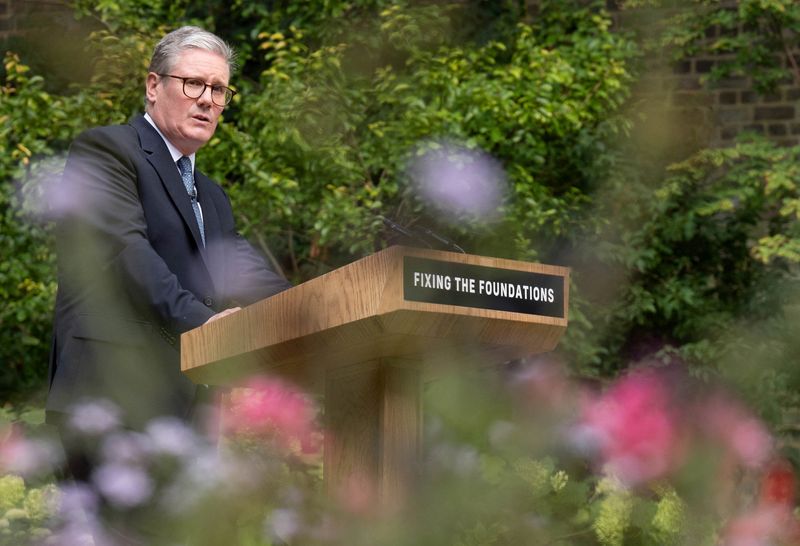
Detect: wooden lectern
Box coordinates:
(181, 246, 569, 506)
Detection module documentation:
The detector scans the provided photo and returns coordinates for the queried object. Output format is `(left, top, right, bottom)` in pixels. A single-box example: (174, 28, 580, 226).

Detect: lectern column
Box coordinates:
(324, 358, 422, 509)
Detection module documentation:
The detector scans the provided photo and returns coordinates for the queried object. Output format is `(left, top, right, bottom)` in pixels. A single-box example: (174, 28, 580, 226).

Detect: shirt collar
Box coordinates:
(143, 112, 196, 173)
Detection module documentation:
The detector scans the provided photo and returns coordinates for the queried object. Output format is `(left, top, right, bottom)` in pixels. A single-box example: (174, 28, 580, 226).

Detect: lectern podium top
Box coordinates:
(181, 246, 569, 387)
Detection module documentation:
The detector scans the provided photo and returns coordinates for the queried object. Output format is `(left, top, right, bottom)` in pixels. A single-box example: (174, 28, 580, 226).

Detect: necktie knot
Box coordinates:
(177, 156, 194, 197)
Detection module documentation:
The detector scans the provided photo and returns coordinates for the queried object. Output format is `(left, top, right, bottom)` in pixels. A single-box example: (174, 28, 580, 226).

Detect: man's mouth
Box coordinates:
(192, 114, 211, 123)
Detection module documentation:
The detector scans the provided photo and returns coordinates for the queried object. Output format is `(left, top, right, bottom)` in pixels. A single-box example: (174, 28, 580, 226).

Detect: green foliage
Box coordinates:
(0, 475, 55, 545)
(593, 482, 633, 546)
(203, 0, 637, 277)
(570, 136, 800, 377)
(0, 54, 60, 399)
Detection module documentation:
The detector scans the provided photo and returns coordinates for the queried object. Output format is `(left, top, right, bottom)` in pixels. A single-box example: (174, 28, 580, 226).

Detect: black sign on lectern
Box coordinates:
(403, 256, 564, 318)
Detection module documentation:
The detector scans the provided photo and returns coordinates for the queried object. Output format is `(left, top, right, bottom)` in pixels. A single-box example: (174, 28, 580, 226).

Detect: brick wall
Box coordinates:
(667, 56, 800, 148)
(0, 0, 15, 39)
(612, 0, 800, 151)
(0, 0, 72, 41)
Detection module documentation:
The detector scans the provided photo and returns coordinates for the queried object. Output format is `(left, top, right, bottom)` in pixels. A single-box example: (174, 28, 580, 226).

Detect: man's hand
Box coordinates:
(205, 307, 242, 324)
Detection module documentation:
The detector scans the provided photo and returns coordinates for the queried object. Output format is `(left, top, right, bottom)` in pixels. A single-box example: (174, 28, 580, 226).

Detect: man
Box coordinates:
(46, 26, 291, 432)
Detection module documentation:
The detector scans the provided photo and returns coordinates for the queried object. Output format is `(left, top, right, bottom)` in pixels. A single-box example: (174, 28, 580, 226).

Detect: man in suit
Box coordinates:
(46, 26, 291, 434)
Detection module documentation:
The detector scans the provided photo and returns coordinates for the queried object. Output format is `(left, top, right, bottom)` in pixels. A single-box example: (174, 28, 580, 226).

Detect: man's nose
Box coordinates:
(196, 85, 213, 105)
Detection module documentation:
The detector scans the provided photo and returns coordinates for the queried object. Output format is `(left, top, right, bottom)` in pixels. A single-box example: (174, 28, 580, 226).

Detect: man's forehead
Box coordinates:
(172, 49, 230, 80)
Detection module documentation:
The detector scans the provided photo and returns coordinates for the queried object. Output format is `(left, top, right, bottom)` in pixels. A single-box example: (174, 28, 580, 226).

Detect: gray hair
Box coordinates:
(145, 26, 236, 107)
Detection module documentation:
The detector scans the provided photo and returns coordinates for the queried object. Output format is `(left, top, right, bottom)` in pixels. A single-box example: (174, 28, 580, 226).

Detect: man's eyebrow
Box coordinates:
(181, 75, 230, 86)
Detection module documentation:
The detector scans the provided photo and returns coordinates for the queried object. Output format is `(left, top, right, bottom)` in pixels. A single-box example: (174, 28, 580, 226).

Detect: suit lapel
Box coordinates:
(130, 116, 208, 256)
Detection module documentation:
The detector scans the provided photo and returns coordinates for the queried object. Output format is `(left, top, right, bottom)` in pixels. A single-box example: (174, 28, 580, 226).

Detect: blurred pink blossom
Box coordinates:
(0, 424, 62, 477)
(700, 394, 773, 470)
(722, 505, 790, 546)
(576, 370, 684, 486)
(335, 470, 377, 516)
(759, 458, 796, 508)
(225, 376, 322, 456)
(722, 459, 800, 546)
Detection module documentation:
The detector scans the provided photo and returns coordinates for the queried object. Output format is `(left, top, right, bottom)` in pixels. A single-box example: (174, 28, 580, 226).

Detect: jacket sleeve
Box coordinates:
(57, 127, 215, 333)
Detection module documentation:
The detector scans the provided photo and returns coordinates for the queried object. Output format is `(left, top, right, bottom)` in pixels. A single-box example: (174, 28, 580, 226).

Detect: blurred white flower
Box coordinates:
(161, 449, 234, 513)
(15, 155, 69, 221)
(266, 508, 300, 542)
(68, 400, 121, 436)
(57, 483, 98, 518)
(428, 443, 479, 476)
(407, 140, 507, 221)
(92, 463, 153, 508)
(46, 521, 105, 546)
(488, 420, 516, 449)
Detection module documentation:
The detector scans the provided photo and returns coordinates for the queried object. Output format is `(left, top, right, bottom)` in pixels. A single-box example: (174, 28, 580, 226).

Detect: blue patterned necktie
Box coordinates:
(176, 156, 205, 247)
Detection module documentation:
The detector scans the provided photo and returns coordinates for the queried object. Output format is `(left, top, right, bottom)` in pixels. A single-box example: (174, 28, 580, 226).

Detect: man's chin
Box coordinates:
(183, 130, 215, 151)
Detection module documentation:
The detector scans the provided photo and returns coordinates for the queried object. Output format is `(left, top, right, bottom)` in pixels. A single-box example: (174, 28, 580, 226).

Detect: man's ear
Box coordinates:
(145, 73, 160, 104)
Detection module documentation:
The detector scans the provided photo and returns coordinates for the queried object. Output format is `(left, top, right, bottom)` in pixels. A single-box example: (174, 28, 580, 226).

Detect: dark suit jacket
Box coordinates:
(46, 114, 291, 427)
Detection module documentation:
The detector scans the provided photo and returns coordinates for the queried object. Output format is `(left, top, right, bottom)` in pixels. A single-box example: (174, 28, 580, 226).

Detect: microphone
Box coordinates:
(379, 216, 465, 253)
(380, 216, 432, 248)
(413, 224, 465, 254)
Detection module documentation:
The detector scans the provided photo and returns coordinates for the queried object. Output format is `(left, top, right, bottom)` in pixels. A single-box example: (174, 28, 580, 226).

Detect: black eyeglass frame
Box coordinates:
(157, 73, 237, 107)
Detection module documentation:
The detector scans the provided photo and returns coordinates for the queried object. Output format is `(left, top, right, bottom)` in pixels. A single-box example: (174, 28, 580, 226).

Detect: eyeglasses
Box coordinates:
(158, 74, 236, 107)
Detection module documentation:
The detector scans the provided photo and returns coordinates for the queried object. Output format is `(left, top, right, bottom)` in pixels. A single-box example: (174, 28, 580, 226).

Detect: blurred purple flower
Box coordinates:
(407, 140, 507, 220)
(68, 400, 121, 436)
(92, 463, 153, 508)
(100, 431, 147, 465)
(56, 482, 100, 528)
(145, 417, 197, 458)
(14, 155, 70, 221)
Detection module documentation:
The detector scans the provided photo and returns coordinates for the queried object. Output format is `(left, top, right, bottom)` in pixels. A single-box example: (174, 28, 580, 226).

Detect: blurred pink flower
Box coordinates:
(722, 459, 800, 546)
(759, 458, 796, 508)
(335, 470, 377, 516)
(577, 370, 683, 486)
(722, 505, 789, 546)
(225, 376, 322, 455)
(0, 424, 61, 477)
(700, 394, 772, 469)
